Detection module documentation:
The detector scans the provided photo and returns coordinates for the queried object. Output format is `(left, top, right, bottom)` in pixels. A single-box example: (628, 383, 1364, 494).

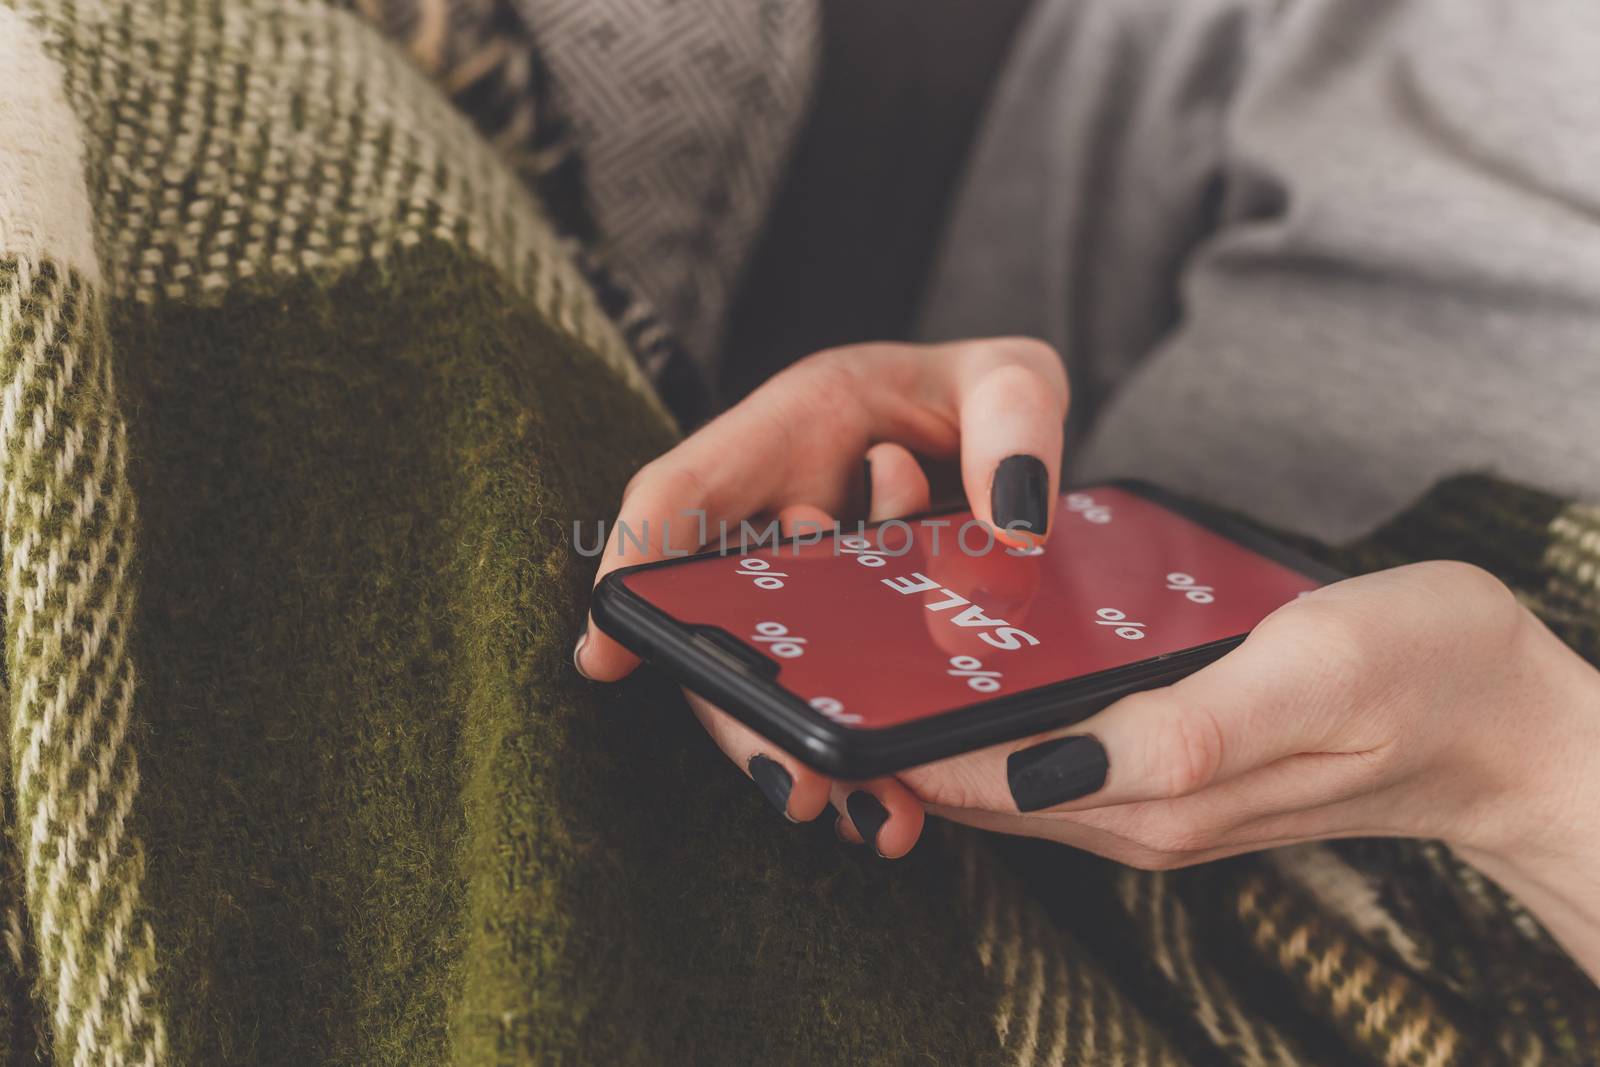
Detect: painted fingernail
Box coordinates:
(861, 455, 874, 514)
(846, 791, 889, 855)
(572, 632, 592, 680)
(1007, 735, 1108, 812)
(992, 455, 1049, 537)
(748, 755, 796, 822)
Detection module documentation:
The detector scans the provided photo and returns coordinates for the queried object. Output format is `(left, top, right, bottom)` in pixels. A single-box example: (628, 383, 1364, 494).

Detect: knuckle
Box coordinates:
(1254, 595, 1371, 692)
(995, 336, 1065, 377)
(1414, 559, 1519, 621)
(791, 346, 861, 395)
(982, 361, 1054, 406)
(635, 461, 710, 512)
(620, 459, 658, 503)
(1413, 557, 1499, 591)
(752, 349, 846, 424)
(1151, 702, 1226, 799)
(777, 349, 871, 441)
(1012, 339, 1068, 399)
(616, 463, 720, 556)
(1254, 592, 1343, 647)
(897, 762, 993, 813)
(969, 338, 1068, 400)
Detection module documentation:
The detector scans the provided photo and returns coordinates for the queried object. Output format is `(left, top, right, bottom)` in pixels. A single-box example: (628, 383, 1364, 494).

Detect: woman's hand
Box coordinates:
(574, 336, 1600, 979)
(574, 338, 1070, 853)
(894, 559, 1600, 978)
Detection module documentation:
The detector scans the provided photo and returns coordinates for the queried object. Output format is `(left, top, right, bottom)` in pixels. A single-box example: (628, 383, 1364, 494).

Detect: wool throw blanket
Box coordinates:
(1, 1, 1597, 1065)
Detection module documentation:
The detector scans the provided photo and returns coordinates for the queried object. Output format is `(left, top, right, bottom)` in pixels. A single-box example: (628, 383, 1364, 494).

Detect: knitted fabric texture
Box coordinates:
(520, 0, 821, 368)
(347, 0, 715, 425)
(1, 1, 1598, 1064)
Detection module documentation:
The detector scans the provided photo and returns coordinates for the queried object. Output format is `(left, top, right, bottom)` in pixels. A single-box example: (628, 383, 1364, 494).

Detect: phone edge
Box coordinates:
(589, 481, 1344, 778)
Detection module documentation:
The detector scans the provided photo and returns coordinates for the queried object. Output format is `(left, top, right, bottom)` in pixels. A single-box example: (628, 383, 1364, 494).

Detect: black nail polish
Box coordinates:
(748, 755, 795, 821)
(991, 455, 1049, 537)
(861, 456, 874, 514)
(846, 791, 889, 854)
(1007, 736, 1108, 812)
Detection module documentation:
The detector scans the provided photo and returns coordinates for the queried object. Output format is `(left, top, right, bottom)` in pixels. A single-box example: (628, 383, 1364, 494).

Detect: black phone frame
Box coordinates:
(591, 480, 1345, 779)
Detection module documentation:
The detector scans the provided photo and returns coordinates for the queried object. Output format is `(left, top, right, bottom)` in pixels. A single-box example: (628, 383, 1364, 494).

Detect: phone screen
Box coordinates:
(615, 486, 1324, 731)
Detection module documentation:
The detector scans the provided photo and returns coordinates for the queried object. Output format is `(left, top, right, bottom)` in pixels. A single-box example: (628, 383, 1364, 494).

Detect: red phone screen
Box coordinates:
(617, 487, 1323, 730)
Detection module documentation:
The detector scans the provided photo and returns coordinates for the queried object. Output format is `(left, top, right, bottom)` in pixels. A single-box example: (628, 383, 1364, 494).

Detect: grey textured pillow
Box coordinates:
(523, 0, 821, 368)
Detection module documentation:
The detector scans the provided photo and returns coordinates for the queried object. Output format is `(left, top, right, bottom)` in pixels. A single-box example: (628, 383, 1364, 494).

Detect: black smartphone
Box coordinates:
(592, 481, 1342, 778)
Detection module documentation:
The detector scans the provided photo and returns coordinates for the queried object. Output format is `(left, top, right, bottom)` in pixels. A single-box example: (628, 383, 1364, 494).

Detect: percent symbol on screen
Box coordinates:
(1165, 572, 1215, 604)
(736, 557, 787, 589)
(947, 655, 1003, 693)
(751, 621, 807, 658)
(1095, 608, 1147, 640)
(839, 535, 886, 567)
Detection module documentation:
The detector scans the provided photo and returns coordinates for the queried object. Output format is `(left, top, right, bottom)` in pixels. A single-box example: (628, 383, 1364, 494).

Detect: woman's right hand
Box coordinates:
(574, 338, 1070, 855)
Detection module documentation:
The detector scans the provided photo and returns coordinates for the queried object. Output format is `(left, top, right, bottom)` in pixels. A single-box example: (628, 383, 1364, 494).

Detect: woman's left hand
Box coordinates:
(882, 559, 1600, 975)
(892, 559, 1594, 860)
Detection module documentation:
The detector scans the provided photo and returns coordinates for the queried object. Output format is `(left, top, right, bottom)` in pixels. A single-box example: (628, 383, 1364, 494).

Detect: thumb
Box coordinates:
(1001, 618, 1344, 812)
(900, 617, 1334, 814)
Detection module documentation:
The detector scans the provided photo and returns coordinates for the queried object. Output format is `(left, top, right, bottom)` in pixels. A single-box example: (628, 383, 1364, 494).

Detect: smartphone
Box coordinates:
(591, 481, 1342, 778)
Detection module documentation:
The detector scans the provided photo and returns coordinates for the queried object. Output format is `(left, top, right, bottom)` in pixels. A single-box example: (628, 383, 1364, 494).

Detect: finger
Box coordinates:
(1125, 750, 1393, 845)
(778, 504, 836, 533)
(578, 360, 875, 681)
(776, 503, 836, 550)
(930, 747, 1397, 870)
(574, 463, 729, 682)
(859, 348, 1063, 659)
(928, 800, 1322, 871)
(579, 338, 1065, 678)
(686, 691, 834, 822)
(926, 801, 1145, 855)
(829, 777, 926, 859)
(1010, 750, 1391, 863)
(1001, 613, 1370, 813)
(899, 618, 1351, 816)
(577, 461, 812, 682)
(949, 339, 1068, 548)
(908, 490, 1048, 660)
(863, 442, 932, 521)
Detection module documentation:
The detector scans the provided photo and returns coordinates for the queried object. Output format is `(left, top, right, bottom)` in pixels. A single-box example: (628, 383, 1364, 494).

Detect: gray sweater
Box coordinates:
(916, 0, 1600, 541)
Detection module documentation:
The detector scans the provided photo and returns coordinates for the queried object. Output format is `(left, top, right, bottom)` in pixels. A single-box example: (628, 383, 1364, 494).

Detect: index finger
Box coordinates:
(575, 356, 875, 681)
(575, 339, 1069, 681)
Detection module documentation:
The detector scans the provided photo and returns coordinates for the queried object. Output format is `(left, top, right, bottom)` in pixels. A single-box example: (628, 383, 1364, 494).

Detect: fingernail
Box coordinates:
(748, 755, 796, 822)
(834, 815, 855, 843)
(985, 454, 1049, 537)
(846, 791, 889, 855)
(1007, 735, 1108, 812)
(572, 632, 593, 680)
(861, 456, 874, 513)
(991, 455, 1049, 537)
